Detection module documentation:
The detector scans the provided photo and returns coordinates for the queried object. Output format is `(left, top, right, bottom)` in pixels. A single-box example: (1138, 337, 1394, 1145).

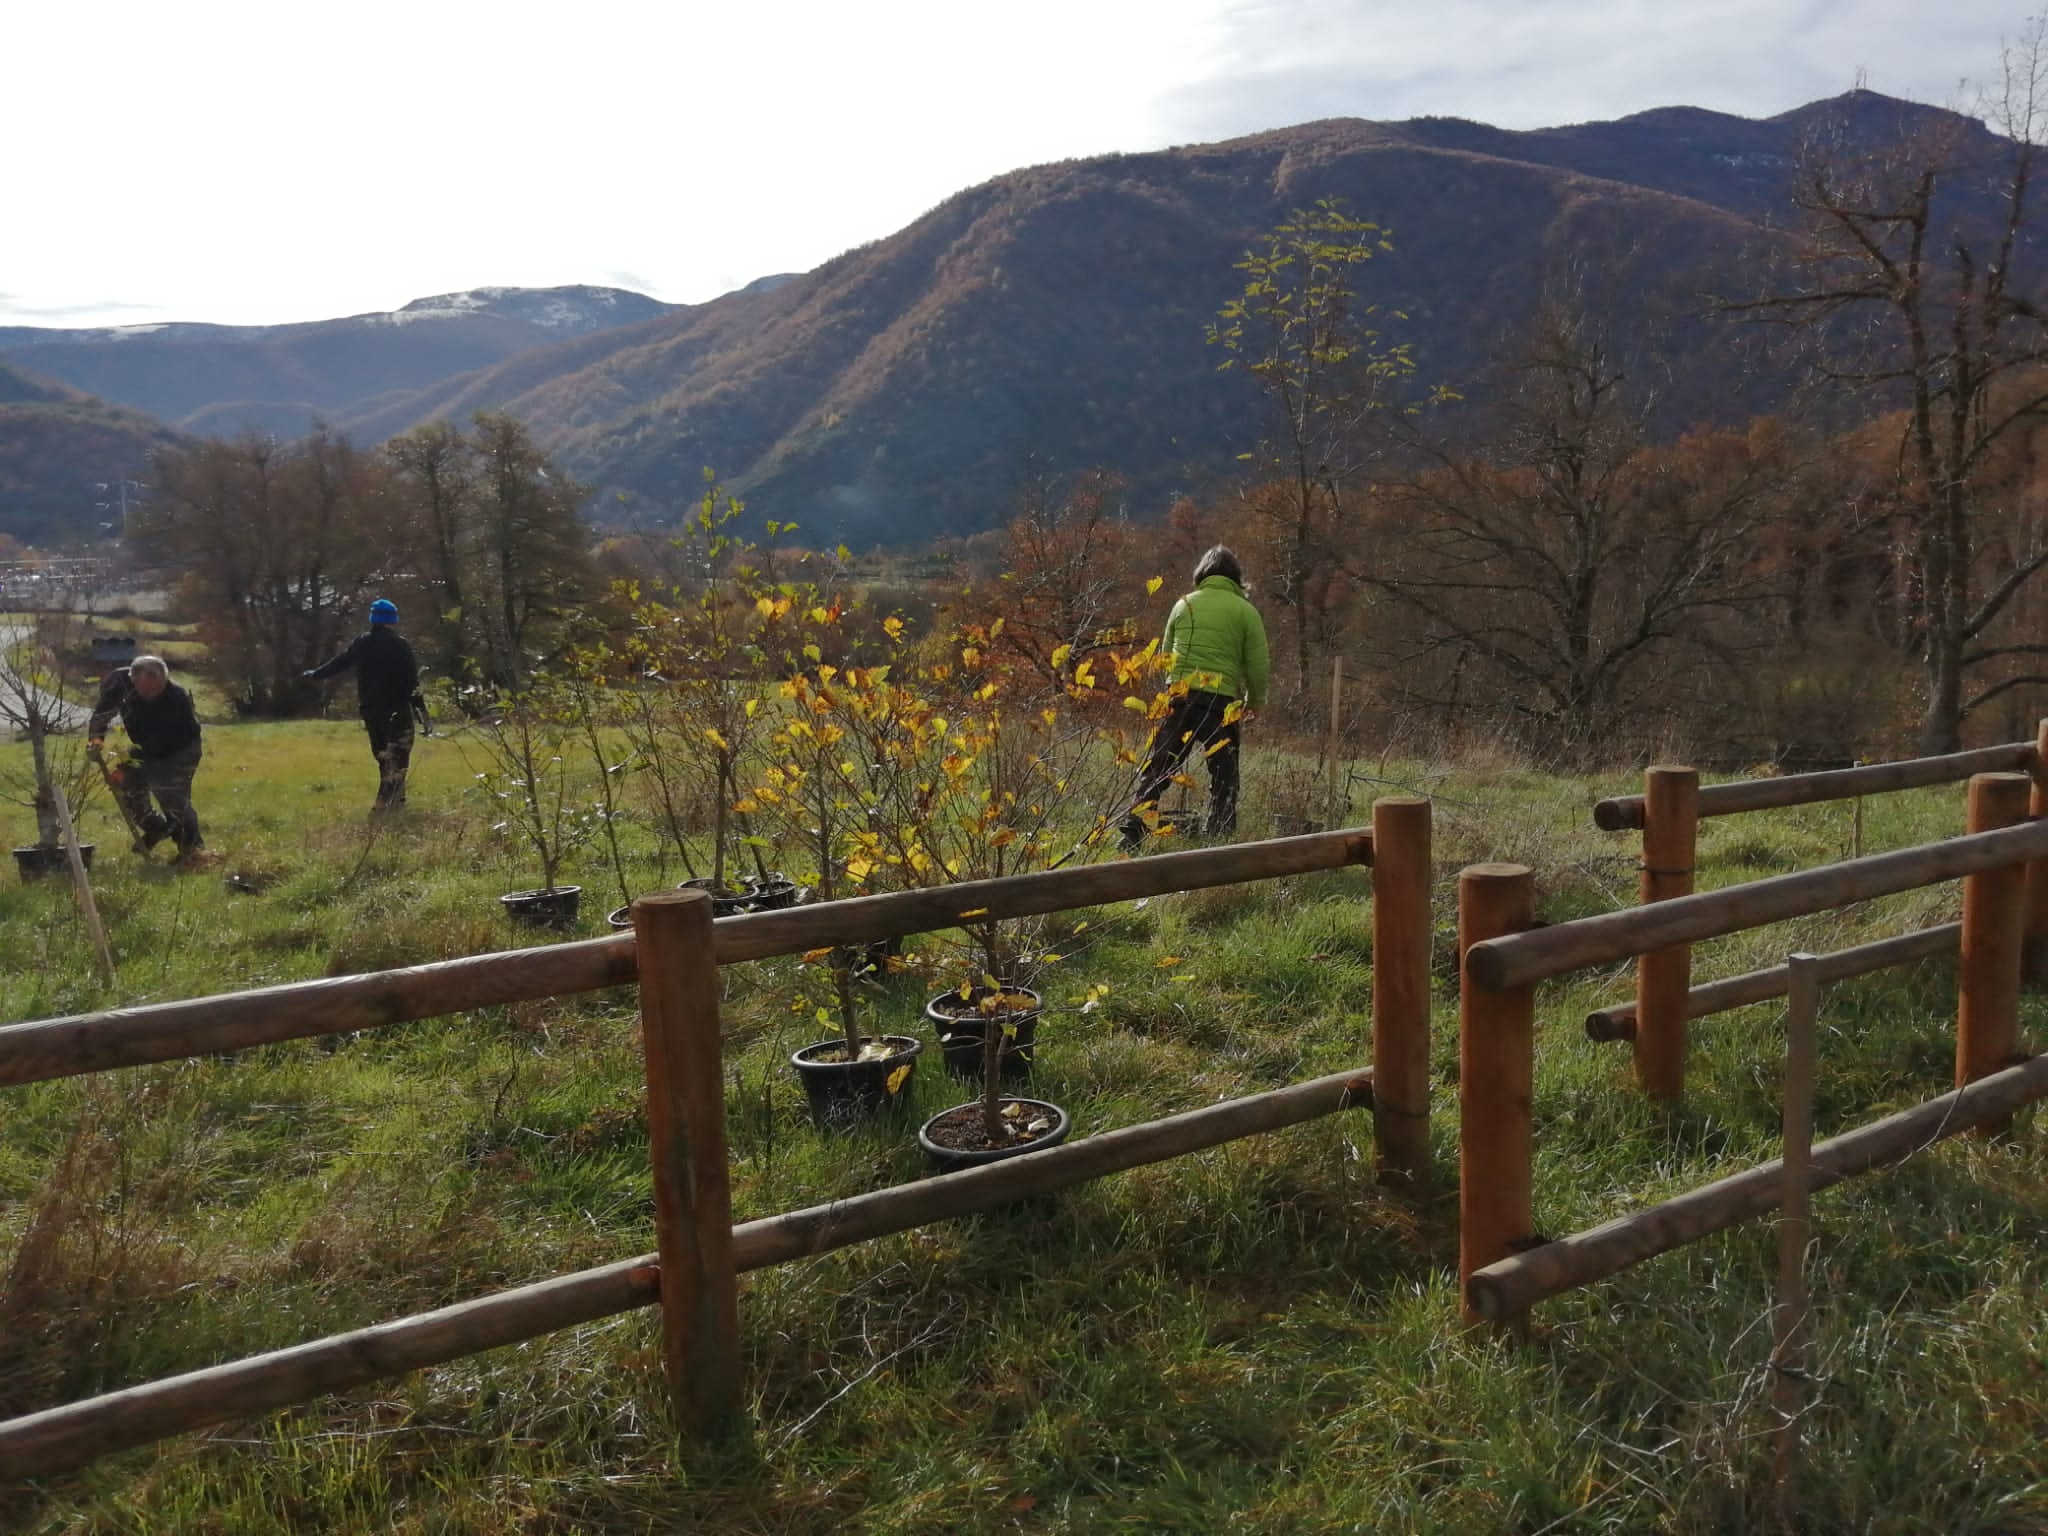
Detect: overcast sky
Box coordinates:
(3, 0, 2029, 329)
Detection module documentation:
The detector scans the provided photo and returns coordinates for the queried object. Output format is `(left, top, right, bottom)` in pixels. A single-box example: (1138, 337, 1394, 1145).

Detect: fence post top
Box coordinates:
(1645, 764, 1698, 781)
(1373, 794, 1430, 809)
(1460, 862, 1531, 884)
(634, 890, 713, 912)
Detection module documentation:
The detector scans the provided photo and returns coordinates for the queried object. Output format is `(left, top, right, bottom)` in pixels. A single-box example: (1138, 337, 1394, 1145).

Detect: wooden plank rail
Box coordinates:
(0, 1067, 1372, 1480)
(1584, 924, 1961, 1041)
(1464, 1048, 2048, 1322)
(1591, 742, 2036, 831)
(0, 829, 1370, 1089)
(1466, 819, 2048, 992)
(714, 828, 1371, 962)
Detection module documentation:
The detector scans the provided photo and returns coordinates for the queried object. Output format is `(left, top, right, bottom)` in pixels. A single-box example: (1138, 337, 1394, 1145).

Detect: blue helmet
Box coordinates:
(369, 599, 399, 626)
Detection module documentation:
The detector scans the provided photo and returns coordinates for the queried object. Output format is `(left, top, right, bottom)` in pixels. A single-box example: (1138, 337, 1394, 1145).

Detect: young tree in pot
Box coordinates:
(887, 614, 1167, 1163)
(562, 651, 643, 929)
(2, 619, 104, 878)
(742, 600, 930, 1127)
(612, 482, 781, 907)
(912, 643, 1092, 1159)
(454, 671, 602, 927)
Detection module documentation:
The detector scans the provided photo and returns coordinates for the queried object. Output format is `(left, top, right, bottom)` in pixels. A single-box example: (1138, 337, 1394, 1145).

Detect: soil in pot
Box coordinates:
(13, 844, 94, 881)
(789, 1034, 923, 1129)
(745, 872, 799, 910)
(500, 885, 583, 928)
(678, 876, 754, 916)
(927, 985, 1040, 1081)
(918, 1098, 1071, 1173)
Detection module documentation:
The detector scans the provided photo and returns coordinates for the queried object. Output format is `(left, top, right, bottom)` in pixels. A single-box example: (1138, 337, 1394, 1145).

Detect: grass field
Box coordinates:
(2, 720, 2045, 1533)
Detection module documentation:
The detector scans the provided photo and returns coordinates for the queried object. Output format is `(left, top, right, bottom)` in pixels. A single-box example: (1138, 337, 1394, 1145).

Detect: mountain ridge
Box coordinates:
(4, 90, 2012, 547)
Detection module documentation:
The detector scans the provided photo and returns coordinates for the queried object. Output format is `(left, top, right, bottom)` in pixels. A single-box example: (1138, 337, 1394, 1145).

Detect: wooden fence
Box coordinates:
(1456, 772, 2048, 1325)
(1587, 726, 2048, 1098)
(0, 807, 1434, 1479)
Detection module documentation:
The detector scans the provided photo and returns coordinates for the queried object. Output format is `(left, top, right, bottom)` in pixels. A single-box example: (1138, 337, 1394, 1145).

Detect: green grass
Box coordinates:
(3, 730, 2046, 1532)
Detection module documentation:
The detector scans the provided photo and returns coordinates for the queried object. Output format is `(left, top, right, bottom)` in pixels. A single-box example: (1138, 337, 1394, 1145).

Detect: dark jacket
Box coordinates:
(88, 670, 202, 759)
(310, 628, 420, 726)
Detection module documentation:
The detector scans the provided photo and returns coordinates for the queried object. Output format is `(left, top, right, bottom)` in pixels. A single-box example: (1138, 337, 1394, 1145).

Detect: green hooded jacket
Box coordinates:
(1163, 575, 1270, 708)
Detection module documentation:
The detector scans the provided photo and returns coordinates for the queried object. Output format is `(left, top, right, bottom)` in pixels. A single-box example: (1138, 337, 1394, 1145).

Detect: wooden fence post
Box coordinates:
(2023, 719, 2048, 987)
(1634, 765, 1699, 1101)
(1458, 862, 1535, 1326)
(1371, 796, 1432, 1187)
(51, 784, 115, 985)
(632, 890, 745, 1446)
(1958, 772, 2031, 1097)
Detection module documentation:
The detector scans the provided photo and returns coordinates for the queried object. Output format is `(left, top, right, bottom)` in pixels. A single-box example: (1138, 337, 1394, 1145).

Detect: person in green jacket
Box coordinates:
(1120, 545, 1270, 850)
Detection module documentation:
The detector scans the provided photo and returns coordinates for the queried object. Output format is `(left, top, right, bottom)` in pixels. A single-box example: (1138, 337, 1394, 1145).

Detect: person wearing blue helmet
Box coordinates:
(305, 598, 423, 811)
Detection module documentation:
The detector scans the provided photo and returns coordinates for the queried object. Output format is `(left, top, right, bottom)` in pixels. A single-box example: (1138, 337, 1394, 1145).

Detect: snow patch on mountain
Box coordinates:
(368, 285, 641, 330)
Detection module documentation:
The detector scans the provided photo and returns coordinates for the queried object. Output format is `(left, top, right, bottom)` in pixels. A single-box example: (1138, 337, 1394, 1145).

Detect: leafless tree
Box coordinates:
(1732, 25, 2048, 750)
(1368, 306, 1805, 758)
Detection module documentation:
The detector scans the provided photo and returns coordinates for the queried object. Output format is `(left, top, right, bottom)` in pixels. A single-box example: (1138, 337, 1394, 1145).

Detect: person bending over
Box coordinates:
(87, 652, 206, 861)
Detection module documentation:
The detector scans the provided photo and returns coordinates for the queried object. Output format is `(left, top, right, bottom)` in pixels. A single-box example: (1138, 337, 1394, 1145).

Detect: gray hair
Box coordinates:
(130, 654, 169, 682)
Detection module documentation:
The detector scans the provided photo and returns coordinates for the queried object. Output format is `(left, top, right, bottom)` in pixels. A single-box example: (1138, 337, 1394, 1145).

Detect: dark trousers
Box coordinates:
(366, 710, 414, 809)
(1121, 689, 1241, 846)
(113, 743, 203, 853)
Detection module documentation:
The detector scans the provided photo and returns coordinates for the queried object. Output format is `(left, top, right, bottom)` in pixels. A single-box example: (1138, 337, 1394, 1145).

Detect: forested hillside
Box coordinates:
(0, 362, 183, 545)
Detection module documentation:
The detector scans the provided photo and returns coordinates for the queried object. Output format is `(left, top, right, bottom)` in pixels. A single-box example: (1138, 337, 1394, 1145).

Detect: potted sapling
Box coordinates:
(743, 609, 925, 1128)
(563, 651, 649, 931)
(893, 618, 1133, 1169)
(2, 621, 104, 880)
(456, 674, 600, 928)
(617, 483, 782, 915)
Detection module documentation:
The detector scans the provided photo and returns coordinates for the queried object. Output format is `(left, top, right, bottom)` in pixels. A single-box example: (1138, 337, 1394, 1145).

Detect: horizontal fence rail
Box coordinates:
(0, 1068, 1372, 1479)
(1592, 742, 2037, 831)
(1584, 924, 1961, 1041)
(0, 830, 1371, 1089)
(1466, 820, 2048, 992)
(1464, 1048, 2048, 1321)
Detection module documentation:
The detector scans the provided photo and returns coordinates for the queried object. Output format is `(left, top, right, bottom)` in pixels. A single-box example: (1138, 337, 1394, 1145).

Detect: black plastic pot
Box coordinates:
(13, 844, 94, 881)
(500, 885, 583, 928)
(607, 904, 634, 930)
(789, 1034, 923, 1129)
(927, 985, 1041, 1081)
(918, 1098, 1071, 1173)
(678, 876, 754, 917)
(745, 873, 799, 911)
